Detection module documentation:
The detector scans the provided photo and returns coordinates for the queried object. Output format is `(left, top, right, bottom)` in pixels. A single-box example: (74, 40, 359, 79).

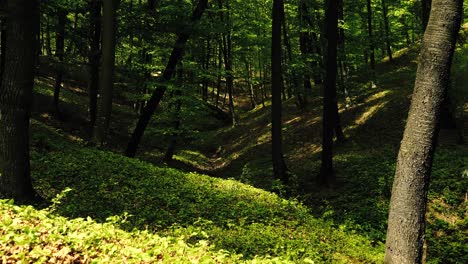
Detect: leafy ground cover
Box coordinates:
(0, 121, 385, 263)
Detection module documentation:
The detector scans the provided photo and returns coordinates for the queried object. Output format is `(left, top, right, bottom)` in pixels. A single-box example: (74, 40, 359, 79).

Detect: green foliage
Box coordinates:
(23, 121, 385, 262)
(0, 199, 247, 263)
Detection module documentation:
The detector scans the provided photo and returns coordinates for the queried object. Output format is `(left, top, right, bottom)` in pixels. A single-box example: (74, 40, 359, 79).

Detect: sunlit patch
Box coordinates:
(289, 143, 321, 160)
(284, 116, 301, 125)
(40, 113, 50, 119)
(67, 135, 84, 143)
(427, 198, 464, 226)
(363, 90, 391, 104)
(354, 101, 389, 127)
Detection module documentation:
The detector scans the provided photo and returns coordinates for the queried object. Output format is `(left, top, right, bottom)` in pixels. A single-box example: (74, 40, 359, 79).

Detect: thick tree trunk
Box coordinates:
(53, 9, 66, 116)
(0, 0, 38, 202)
(384, 1, 462, 263)
(88, 0, 102, 135)
(272, 0, 288, 184)
(93, 0, 118, 145)
(318, 0, 340, 186)
(125, 0, 208, 157)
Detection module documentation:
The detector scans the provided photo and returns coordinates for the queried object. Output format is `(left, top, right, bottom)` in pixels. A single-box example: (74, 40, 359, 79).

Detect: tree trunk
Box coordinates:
(0, 20, 6, 84)
(318, 0, 340, 186)
(245, 60, 256, 109)
(366, 0, 375, 70)
(93, 0, 118, 145)
(125, 0, 208, 157)
(88, 0, 102, 135)
(164, 66, 183, 162)
(45, 15, 52, 56)
(53, 9, 66, 116)
(281, 3, 303, 108)
(202, 38, 210, 101)
(219, 0, 236, 127)
(215, 39, 222, 107)
(272, 0, 288, 184)
(0, 0, 39, 203)
(384, 1, 462, 263)
(299, 0, 313, 99)
(381, 0, 393, 61)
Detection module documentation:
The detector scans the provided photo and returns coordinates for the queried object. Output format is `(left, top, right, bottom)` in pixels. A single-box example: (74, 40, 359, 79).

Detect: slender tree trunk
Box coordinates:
(245, 60, 256, 109)
(281, 3, 303, 108)
(272, 0, 288, 184)
(164, 66, 183, 162)
(219, 0, 236, 127)
(384, 1, 462, 262)
(366, 0, 375, 70)
(258, 51, 266, 107)
(299, 0, 313, 98)
(45, 15, 52, 55)
(302, 0, 323, 86)
(88, 0, 101, 135)
(125, 0, 208, 157)
(381, 0, 393, 61)
(215, 40, 222, 107)
(334, 0, 346, 142)
(53, 9, 66, 116)
(0, 20, 6, 84)
(202, 38, 210, 101)
(319, 0, 340, 186)
(93, 0, 118, 145)
(0, 0, 39, 202)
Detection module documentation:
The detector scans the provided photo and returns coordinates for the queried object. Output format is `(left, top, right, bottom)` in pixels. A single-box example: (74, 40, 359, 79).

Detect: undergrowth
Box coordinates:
(0, 121, 387, 263)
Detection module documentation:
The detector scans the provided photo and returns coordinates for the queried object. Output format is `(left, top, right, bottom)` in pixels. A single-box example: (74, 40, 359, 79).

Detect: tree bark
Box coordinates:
(299, 0, 312, 98)
(384, 1, 462, 263)
(272, 0, 288, 184)
(0, 20, 6, 84)
(0, 0, 38, 202)
(88, 0, 102, 135)
(381, 0, 393, 61)
(219, 0, 237, 127)
(318, 0, 340, 186)
(366, 0, 375, 70)
(164, 66, 183, 162)
(93, 0, 118, 145)
(125, 0, 208, 157)
(53, 9, 66, 116)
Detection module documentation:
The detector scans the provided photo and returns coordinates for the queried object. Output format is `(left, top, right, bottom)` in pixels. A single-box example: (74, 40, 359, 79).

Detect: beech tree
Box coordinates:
(93, 0, 118, 145)
(318, 0, 341, 186)
(384, 0, 462, 262)
(88, 0, 102, 134)
(271, 0, 288, 184)
(0, 0, 39, 202)
(53, 7, 67, 116)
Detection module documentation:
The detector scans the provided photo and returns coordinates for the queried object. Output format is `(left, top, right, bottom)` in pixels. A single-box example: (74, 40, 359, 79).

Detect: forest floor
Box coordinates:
(1, 28, 466, 263)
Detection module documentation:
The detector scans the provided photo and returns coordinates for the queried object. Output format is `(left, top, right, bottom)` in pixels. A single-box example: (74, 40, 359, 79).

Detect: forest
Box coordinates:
(0, 0, 467, 263)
